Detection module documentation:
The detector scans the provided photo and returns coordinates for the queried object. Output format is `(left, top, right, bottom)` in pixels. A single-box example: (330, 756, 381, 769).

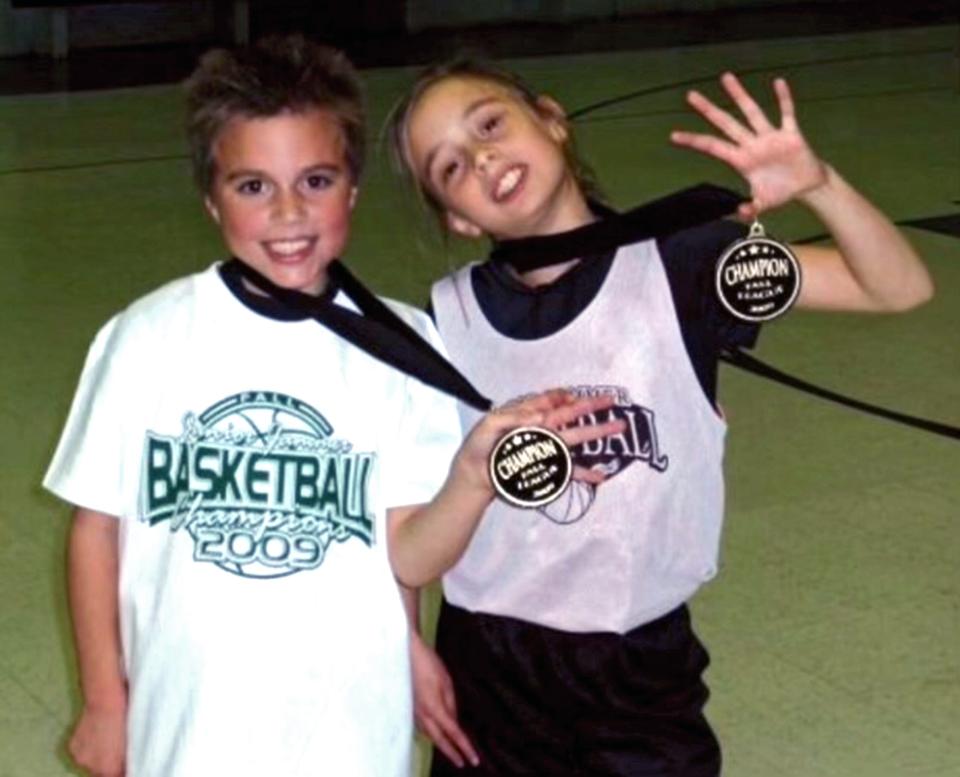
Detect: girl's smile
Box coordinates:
(404, 77, 592, 240)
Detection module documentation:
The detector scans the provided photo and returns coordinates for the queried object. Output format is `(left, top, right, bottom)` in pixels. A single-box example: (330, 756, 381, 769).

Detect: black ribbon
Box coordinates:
(227, 183, 743, 417)
(228, 258, 493, 412)
(490, 182, 744, 271)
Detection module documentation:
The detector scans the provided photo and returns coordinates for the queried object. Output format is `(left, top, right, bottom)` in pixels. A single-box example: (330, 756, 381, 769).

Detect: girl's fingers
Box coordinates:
(685, 89, 752, 143)
(773, 77, 797, 132)
(543, 394, 616, 429)
(721, 71, 773, 133)
(560, 418, 625, 450)
(572, 465, 606, 485)
(422, 718, 465, 768)
(670, 131, 743, 170)
(737, 200, 761, 220)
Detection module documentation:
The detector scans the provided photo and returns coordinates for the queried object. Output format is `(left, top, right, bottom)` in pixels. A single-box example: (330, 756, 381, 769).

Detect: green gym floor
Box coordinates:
(1, 21, 958, 777)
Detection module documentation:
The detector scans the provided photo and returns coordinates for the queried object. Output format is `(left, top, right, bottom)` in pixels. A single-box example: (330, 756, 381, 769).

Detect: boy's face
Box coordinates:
(205, 109, 357, 295)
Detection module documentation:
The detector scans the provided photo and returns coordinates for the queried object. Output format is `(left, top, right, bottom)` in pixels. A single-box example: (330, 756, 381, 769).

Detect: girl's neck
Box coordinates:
(511, 257, 583, 288)
(499, 184, 597, 288)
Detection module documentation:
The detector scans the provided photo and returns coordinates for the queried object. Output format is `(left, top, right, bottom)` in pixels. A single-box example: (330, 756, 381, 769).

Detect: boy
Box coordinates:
(45, 37, 619, 777)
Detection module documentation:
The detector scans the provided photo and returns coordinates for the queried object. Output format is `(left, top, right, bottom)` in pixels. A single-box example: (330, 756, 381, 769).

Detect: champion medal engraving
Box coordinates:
(715, 220, 802, 322)
(489, 426, 573, 508)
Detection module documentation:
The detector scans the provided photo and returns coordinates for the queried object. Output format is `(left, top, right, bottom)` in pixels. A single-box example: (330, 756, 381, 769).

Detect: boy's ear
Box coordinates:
(349, 186, 358, 209)
(445, 210, 484, 239)
(204, 196, 221, 224)
(536, 95, 569, 144)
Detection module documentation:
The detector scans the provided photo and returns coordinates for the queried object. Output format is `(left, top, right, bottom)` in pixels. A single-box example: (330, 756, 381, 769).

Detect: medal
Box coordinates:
(715, 220, 801, 322)
(489, 426, 573, 509)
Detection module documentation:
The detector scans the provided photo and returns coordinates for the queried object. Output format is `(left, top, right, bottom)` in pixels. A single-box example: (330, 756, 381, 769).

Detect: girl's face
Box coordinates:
(404, 77, 591, 241)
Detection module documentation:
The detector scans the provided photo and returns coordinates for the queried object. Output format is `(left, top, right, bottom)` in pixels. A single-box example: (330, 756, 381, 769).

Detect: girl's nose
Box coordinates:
(473, 145, 497, 172)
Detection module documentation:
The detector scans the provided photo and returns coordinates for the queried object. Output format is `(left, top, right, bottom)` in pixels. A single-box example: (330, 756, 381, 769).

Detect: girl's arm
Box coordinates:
(400, 585, 480, 768)
(671, 72, 933, 313)
(67, 508, 127, 777)
(387, 390, 624, 588)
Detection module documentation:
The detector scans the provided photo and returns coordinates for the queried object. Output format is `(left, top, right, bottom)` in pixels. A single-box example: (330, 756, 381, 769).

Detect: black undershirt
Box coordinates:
(460, 218, 759, 405)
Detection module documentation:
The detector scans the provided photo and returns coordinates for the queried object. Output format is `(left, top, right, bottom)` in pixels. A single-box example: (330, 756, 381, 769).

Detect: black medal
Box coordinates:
(715, 220, 801, 322)
(489, 426, 572, 509)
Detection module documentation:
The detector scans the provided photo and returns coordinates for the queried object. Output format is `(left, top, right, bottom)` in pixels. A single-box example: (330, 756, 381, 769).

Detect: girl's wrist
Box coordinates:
(796, 161, 839, 210)
(447, 453, 495, 506)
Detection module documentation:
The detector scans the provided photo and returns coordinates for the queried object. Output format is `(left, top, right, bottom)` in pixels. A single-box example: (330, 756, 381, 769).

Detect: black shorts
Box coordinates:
(430, 600, 720, 777)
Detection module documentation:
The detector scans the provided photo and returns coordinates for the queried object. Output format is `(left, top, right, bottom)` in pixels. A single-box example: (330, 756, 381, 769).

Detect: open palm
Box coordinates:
(671, 72, 828, 220)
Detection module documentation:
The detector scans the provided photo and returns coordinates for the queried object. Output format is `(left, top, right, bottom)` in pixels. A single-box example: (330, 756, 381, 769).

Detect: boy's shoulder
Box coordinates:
(101, 264, 221, 350)
(368, 293, 450, 356)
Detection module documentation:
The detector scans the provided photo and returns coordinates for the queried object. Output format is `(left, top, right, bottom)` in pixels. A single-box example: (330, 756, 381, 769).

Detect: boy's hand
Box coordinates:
(671, 72, 828, 220)
(452, 390, 626, 497)
(411, 635, 479, 769)
(68, 703, 126, 777)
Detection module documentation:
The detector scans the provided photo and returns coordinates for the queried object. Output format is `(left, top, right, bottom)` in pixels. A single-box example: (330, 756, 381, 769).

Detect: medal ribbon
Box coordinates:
(490, 182, 744, 270)
(228, 258, 493, 412)
(227, 184, 743, 414)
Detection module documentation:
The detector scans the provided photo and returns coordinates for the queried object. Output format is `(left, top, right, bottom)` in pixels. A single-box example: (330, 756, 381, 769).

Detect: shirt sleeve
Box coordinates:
(659, 219, 762, 351)
(43, 314, 135, 518)
(379, 306, 463, 509)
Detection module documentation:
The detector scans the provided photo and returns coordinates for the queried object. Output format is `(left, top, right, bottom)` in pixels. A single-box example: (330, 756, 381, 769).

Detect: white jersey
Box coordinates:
(432, 239, 727, 634)
(45, 263, 461, 777)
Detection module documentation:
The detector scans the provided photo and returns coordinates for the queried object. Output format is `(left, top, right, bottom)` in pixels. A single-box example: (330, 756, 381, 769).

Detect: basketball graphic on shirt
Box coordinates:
(141, 391, 375, 579)
(537, 385, 669, 525)
(538, 480, 596, 524)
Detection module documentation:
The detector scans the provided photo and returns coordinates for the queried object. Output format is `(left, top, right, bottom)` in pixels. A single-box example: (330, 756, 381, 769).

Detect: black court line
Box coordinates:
(0, 153, 188, 178)
(1, 45, 952, 178)
(574, 85, 953, 124)
(794, 212, 960, 244)
(567, 46, 953, 119)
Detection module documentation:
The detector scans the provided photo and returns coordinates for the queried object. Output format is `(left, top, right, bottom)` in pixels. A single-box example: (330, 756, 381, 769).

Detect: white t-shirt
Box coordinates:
(45, 263, 461, 777)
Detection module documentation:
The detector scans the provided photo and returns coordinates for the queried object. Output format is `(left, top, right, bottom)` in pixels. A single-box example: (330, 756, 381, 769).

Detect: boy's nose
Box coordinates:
(273, 190, 306, 222)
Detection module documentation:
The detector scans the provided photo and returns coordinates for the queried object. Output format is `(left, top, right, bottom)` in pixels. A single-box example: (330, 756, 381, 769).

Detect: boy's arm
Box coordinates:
(67, 508, 127, 777)
(671, 72, 933, 313)
(400, 585, 479, 768)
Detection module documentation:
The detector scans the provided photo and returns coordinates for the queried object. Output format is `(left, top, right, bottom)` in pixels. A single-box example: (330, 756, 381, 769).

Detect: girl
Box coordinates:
(389, 60, 932, 776)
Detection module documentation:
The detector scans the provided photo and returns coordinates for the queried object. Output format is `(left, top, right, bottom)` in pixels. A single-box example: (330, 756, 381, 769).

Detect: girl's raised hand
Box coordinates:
(671, 72, 828, 220)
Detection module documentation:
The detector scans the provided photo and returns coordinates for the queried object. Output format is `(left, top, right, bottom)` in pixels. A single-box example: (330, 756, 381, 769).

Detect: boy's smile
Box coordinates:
(205, 109, 356, 296)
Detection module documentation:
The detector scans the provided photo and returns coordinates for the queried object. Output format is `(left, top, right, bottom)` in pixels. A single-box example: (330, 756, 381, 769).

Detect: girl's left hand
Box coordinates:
(453, 390, 625, 497)
(671, 72, 828, 220)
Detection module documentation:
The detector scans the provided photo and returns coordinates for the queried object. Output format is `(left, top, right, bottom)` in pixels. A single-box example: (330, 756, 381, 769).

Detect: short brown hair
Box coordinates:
(185, 35, 365, 193)
(387, 57, 601, 232)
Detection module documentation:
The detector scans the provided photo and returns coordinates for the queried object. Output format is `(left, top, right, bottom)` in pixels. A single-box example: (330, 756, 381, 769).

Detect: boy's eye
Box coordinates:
(305, 173, 333, 190)
(237, 179, 265, 195)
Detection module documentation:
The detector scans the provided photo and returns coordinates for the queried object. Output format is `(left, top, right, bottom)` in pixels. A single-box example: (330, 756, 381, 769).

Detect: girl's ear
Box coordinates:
(535, 95, 569, 144)
(445, 210, 484, 239)
(204, 196, 221, 224)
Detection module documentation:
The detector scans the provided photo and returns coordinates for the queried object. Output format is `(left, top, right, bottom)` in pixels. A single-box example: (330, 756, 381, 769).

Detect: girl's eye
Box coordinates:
(237, 179, 265, 195)
(305, 174, 333, 190)
(480, 114, 502, 135)
(440, 160, 459, 184)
